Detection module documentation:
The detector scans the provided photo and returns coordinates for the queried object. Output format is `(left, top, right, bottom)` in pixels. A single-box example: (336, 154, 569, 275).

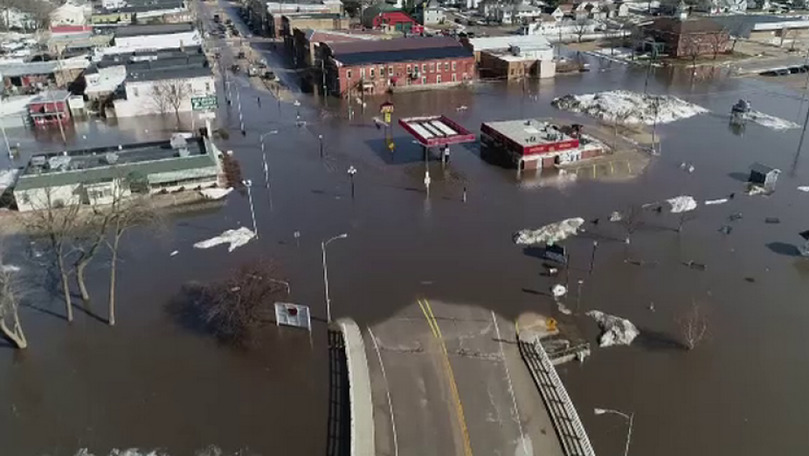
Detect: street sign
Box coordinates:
(191, 95, 218, 111)
(274, 302, 311, 331)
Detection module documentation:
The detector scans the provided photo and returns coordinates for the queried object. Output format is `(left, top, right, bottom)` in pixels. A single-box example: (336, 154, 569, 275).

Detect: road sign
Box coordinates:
(274, 302, 311, 331)
(191, 95, 218, 111)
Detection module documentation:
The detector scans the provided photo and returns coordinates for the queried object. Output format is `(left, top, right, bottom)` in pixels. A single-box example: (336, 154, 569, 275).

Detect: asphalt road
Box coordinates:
(365, 300, 564, 456)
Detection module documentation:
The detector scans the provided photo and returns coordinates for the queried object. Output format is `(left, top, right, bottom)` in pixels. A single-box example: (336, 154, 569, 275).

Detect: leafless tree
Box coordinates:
(707, 30, 730, 59)
(619, 204, 644, 246)
(177, 259, 288, 346)
(152, 80, 190, 128)
(73, 208, 115, 304)
(612, 109, 633, 152)
(574, 18, 590, 43)
(678, 301, 709, 350)
(104, 179, 163, 326)
(23, 187, 82, 322)
(0, 249, 26, 349)
(681, 33, 703, 69)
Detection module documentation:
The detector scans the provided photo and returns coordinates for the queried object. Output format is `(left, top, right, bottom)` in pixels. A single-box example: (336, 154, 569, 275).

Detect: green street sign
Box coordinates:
(191, 95, 218, 111)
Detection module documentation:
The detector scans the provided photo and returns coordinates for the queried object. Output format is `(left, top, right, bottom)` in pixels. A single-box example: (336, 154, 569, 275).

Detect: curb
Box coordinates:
(337, 318, 375, 456)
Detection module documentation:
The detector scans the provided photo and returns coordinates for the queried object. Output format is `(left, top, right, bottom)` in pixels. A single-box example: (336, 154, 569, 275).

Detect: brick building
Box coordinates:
(644, 17, 731, 58)
(28, 90, 72, 127)
(323, 37, 476, 97)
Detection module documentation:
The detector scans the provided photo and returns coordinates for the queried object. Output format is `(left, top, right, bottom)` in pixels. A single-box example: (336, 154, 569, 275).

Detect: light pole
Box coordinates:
(594, 408, 634, 456)
(347, 165, 357, 199)
(260, 129, 278, 190)
(589, 240, 598, 275)
(318, 134, 323, 158)
(322, 233, 348, 323)
(242, 179, 258, 238)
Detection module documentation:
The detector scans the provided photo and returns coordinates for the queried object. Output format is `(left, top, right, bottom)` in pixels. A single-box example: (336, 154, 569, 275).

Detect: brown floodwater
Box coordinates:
(3, 26, 809, 456)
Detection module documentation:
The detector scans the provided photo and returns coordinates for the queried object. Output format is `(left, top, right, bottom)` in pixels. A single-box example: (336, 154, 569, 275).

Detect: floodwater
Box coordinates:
(4, 15, 809, 456)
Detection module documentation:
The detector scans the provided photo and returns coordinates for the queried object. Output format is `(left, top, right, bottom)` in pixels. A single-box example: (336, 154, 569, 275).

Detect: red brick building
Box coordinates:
(28, 90, 72, 127)
(324, 37, 476, 96)
(643, 17, 731, 58)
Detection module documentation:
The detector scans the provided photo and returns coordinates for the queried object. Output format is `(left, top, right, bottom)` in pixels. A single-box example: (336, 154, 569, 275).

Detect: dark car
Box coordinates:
(230, 64, 240, 73)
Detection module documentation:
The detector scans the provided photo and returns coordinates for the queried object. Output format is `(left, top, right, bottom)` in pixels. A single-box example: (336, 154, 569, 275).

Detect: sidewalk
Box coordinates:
(337, 318, 375, 456)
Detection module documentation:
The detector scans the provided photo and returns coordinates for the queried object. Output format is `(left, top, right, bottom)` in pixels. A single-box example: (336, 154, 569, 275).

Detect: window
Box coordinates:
(452, 73, 457, 82)
(379, 66, 384, 75)
(360, 68, 366, 78)
(388, 66, 394, 76)
(204, 82, 211, 92)
(370, 67, 375, 78)
(429, 63, 435, 73)
(422, 64, 426, 73)
(421, 76, 427, 84)
(444, 62, 449, 71)
(346, 69, 352, 79)
(406, 64, 411, 73)
(436, 74, 442, 83)
(452, 61, 456, 71)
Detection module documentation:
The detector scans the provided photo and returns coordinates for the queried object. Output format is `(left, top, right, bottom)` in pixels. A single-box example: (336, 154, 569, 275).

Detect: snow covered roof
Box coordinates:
(467, 34, 552, 52)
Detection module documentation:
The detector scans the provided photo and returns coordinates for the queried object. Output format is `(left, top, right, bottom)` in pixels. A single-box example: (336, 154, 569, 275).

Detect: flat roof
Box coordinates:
(483, 119, 574, 148)
(128, 64, 212, 82)
(467, 34, 552, 52)
(399, 115, 475, 146)
(16, 137, 216, 190)
(114, 23, 194, 37)
(335, 45, 471, 65)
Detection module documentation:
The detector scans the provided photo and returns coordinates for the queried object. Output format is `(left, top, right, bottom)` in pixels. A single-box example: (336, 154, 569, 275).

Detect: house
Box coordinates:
(361, 4, 420, 33)
(27, 90, 72, 127)
(13, 135, 223, 212)
(420, 0, 446, 25)
(47, 27, 112, 55)
(643, 17, 731, 58)
(323, 37, 476, 96)
(511, 4, 545, 24)
(112, 59, 216, 118)
(604, 2, 629, 17)
(543, 6, 566, 21)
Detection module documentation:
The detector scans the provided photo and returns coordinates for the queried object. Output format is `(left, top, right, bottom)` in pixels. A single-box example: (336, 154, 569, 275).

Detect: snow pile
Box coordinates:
(1, 264, 20, 273)
(747, 111, 799, 130)
(0, 169, 20, 192)
(586, 310, 639, 347)
(666, 195, 697, 213)
(552, 90, 708, 125)
(193, 227, 255, 252)
(513, 217, 584, 245)
(798, 186, 809, 192)
(199, 187, 233, 200)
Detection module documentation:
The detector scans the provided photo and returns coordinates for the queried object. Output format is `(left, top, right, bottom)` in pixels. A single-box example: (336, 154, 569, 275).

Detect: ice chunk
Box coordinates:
(666, 195, 697, 213)
(746, 111, 800, 130)
(199, 187, 233, 200)
(193, 227, 255, 252)
(586, 310, 639, 347)
(552, 90, 708, 125)
(704, 198, 728, 205)
(798, 186, 809, 192)
(513, 218, 584, 245)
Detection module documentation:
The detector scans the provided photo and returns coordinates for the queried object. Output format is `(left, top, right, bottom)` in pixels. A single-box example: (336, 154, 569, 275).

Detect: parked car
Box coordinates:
(213, 14, 220, 23)
(237, 51, 246, 59)
(230, 64, 240, 73)
(262, 71, 276, 81)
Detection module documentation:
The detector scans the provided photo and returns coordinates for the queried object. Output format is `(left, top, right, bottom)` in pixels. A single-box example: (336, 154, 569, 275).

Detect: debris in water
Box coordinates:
(666, 195, 698, 213)
(683, 260, 707, 271)
(746, 185, 767, 196)
(648, 302, 655, 312)
(744, 277, 756, 283)
(199, 187, 234, 200)
(586, 310, 639, 347)
(705, 198, 728, 205)
(765, 217, 780, 224)
(609, 211, 623, 222)
(193, 227, 256, 252)
(513, 217, 584, 245)
(729, 212, 743, 222)
(170, 250, 179, 257)
(552, 284, 567, 298)
(719, 225, 733, 234)
(798, 186, 809, 192)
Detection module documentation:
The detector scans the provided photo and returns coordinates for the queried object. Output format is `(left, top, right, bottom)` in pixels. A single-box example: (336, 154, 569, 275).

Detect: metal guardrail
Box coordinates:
(519, 339, 596, 456)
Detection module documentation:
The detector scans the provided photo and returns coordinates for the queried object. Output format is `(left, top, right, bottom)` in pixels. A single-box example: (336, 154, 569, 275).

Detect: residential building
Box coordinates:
(480, 119, 603, 170)
(324, 37, 476, 96)
(112, 58, 215, 118)
(419, 0, 445, 25)
(361, 4, 420, 33)
(47, 27, 113, 55)
(27, 90, 72, 127)
(643, 17, 731, 58)
(91, 0, 187, 25)
(14, 135, 223, 212)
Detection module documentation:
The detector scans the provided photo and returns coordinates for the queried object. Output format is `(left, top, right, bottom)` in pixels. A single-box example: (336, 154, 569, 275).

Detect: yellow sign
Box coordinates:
(387, 140, 395, 151)
(383, 111, 392, 124)
(546, 318, 558, 332)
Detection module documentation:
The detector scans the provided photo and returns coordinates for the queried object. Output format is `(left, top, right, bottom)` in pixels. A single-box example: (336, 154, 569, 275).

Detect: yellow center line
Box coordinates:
(419, 298, 474, 456)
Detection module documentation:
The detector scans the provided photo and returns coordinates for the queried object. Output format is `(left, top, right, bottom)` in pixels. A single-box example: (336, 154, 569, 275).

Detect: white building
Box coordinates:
(467, 34, 555, 61)
(113, 66, 216, 118)
(100, 24, 201, 57)
(421, 0, 445, 25)
(49, 2, 90, 25)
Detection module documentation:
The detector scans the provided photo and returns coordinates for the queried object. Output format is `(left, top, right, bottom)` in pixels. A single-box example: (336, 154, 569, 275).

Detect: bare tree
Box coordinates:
(678, 301, 709, 350)
(176, 259, 288, 346)
(619, 204, 644, 246)
(612, 109, 633, 152)
(73, 208, 114, 304)
(707, 30, 730, 59)
(104, 179, 163, 326)
(681, 33, 703, 69)
(23, 187, 82, 322)
(0, 250, 26, 349)
(574, 18, 590, 43)
(152, 80, 190, 128)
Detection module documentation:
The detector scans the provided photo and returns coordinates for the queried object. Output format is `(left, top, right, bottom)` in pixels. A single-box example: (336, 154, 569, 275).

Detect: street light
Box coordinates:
(242, 179, 258, 239)
(318, 134, 323, 158)
(260, 129, 278, 190)
(594, 408, 634, 456)
(347, 165, 357, 199)
(322, 233, 348, 323)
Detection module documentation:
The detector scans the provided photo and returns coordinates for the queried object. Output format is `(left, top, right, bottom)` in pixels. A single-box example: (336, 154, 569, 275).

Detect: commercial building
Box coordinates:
(14, 135, 223, 212)
(480, 119, 603, 170)
(465, 35, 555, 79)
(324, 37, 476, 96)
(643, 17, 731, 58)
(27, 90, 73, 127)
(463, 34, 554, 62)
(249, 0, 343, 38)
(0, 57, 90, 93)
(100, 23, 202, 55)
(281, 13, 345, 49)
(112, 60, 215, 118)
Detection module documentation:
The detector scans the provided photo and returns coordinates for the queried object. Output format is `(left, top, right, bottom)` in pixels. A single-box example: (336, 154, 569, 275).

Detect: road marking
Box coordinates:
(418, 298, 474, 456)
(491, 311, 529, 456)
(368, 327, 399, 456)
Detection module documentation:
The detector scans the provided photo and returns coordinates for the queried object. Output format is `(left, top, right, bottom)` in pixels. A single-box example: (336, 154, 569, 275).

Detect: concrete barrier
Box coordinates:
(337, 318, 375, 456)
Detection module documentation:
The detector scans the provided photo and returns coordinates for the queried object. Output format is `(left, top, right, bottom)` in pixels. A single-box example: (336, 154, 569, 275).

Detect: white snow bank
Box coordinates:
(1, 264, 20, 273)
(0, 169, 20, 192)
(704, 198, 728, 205)
(193, 227, 255, 252)
(797, 186, 809, 192)
(199, 187, 233, 200)
(552, 90, 708, 125)
(586, 310, 639, 347)
(747, 111, 799, 130)
(513, 217, 584, 245)
(666, 195, 697, 213)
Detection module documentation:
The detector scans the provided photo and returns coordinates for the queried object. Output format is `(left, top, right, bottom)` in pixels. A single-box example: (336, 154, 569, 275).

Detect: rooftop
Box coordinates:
(467, 34, 552, 52)
(29, 90, 71, 104)
(648, 17, 725, 34)
(114, 23, 194, 37)
(303, 28, 385, 43)
(127, 64, 212, 82)
(483, 119, 574, 148)
(16, 137, 216, 191)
